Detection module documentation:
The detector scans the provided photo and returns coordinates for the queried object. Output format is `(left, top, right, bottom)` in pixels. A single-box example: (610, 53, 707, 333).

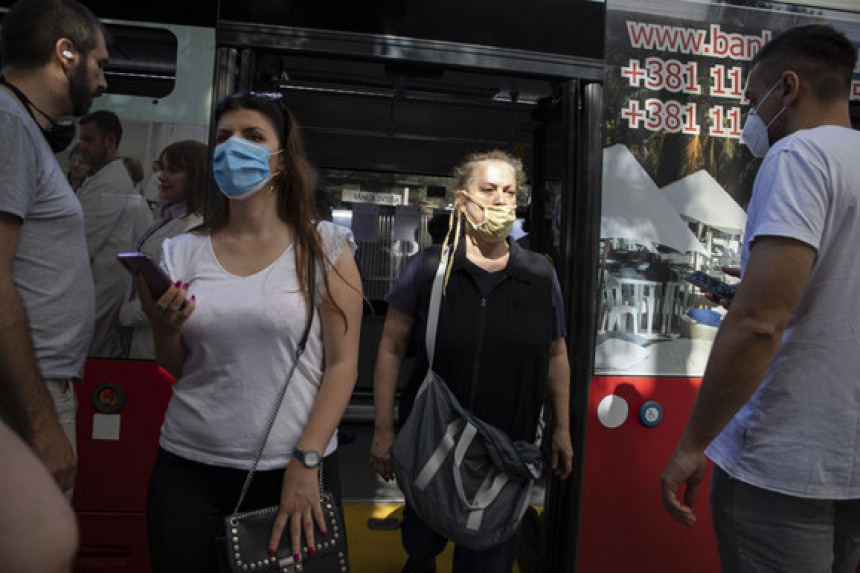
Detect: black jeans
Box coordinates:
(400, 504, 521, 573)
(146, 447, 342, 573)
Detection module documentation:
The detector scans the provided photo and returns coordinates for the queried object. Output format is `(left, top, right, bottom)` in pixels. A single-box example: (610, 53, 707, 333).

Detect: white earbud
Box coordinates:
(62, 50, 74, 60)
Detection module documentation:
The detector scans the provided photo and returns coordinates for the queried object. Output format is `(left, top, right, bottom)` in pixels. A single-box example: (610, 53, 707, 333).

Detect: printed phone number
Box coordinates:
(621, 56, 860, 104)
(620, 58, 746, 100)
(620, 100, 743, 138)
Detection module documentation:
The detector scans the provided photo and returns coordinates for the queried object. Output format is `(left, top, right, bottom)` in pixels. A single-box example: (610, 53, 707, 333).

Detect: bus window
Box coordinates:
(101, 24, 178, 99)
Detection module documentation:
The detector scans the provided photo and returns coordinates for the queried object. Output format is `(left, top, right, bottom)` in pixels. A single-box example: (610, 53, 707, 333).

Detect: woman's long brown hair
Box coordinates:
(196, 93, 346, 329)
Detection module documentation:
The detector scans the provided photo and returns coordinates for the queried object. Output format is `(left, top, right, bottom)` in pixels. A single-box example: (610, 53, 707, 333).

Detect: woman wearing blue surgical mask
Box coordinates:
(138, 93, 364, 572)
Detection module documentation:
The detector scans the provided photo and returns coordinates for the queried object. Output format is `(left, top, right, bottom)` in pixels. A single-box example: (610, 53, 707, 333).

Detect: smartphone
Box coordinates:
(116, 252, 173, 299)
(683, 271, 737, 300)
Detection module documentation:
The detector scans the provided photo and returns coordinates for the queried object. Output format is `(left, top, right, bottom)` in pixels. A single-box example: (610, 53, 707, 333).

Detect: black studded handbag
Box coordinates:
(222, 473, 348, 573)
(219, 252, 349, 573)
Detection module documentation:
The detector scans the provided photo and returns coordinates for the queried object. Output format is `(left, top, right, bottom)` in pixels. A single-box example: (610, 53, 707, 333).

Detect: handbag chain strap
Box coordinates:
(232, 250, 316, 515)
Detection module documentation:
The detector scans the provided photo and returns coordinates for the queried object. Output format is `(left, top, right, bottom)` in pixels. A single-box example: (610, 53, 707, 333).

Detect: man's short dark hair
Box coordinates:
(751, 24, 857, 101)
(1, 0, 107, 69)
(79, 109, 123, 146)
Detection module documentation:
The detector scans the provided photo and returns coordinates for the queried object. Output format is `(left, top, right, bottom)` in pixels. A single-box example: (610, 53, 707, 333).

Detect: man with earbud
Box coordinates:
(0, 0, 108, 569)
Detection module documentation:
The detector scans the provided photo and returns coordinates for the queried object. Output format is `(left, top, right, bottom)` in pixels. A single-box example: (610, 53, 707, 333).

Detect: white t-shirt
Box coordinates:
(707, 125, 860, 499)
(158, 221, 356, 470)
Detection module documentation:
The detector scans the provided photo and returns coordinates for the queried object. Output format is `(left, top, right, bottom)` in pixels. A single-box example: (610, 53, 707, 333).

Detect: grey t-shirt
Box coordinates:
(0, 88, 95, 380)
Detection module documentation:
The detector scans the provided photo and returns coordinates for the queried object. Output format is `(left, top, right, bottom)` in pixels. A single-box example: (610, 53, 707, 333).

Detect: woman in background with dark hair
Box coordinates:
(119, 140, 207, 359)
(139, 94, 363, 572)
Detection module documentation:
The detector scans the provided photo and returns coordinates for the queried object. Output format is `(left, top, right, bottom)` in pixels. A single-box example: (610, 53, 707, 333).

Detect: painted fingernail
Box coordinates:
(268, 547, 275, 557)
(182, 283, 189, 290)
(293, 552, 300, 562)
(190, 295, 196, 301)
(174, 280, 182, 287)
(321, 529, 327, 537)
(308, 546, 315, 555)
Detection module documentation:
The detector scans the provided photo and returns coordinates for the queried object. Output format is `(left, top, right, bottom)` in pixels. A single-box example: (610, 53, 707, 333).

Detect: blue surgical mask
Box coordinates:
(741, 79, 786, 159)
(213, 136, 282, 200)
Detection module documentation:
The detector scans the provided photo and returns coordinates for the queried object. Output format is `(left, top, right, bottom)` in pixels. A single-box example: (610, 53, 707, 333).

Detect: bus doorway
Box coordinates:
(213, 29, 603, 572)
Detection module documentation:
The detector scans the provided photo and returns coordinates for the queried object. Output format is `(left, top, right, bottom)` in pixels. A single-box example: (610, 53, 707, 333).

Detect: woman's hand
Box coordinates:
(369, 428, 396, 482)
(268, 462, 326, 563)
(551, 427, 574, 480)
(136, 274, 195, 332)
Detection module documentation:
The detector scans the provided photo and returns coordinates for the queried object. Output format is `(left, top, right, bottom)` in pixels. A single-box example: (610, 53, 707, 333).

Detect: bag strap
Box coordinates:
(232, 249, 316, 515)
(425, 245, 451, 365)
(451, 423, 510, 509)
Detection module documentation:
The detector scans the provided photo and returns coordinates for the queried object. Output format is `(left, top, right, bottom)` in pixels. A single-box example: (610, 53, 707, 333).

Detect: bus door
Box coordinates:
(213, 21, 604, 571)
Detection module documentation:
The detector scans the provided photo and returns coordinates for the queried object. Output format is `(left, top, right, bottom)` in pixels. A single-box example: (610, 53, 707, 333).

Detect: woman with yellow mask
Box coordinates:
(370, 150, 573, 573)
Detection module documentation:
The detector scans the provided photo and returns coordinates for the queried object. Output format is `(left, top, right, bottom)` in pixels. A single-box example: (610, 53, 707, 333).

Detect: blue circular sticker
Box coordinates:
(639, 401, 663, 428)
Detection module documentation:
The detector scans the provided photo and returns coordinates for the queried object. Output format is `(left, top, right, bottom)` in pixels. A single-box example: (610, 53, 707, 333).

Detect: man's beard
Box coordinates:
(68, 61, 97, 116)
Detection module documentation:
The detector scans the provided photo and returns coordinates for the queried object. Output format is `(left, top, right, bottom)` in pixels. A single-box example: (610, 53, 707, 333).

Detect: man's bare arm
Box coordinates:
(661, 236, 815, 525)
(683, 236, 815, 449)
(0, 212, 76, 489)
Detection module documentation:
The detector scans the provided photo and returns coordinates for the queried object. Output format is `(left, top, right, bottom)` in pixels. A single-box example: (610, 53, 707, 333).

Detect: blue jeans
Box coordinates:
(710, 465, 860, 573)
(400, 505, 521, 573)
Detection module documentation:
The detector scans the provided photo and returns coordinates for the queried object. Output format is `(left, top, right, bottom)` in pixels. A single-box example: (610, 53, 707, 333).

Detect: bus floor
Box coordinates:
(338, 422, 540, 573)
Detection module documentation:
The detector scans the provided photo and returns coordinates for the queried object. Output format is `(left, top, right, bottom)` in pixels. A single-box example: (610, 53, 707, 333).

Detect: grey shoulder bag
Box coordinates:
(390, 245, 543, 551)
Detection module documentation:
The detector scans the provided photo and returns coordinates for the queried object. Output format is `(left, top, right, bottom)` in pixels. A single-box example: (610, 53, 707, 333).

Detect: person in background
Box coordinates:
(119, 140, 207, 359)
(66, 143, 90, 192)
(123, 155, 145, 194)
(370, 150, 573, 573)
(0, 0, 107, 495)
(76, 109, 152, 357)
(141, 93, 363, 572)
(660, 25, 860, 573)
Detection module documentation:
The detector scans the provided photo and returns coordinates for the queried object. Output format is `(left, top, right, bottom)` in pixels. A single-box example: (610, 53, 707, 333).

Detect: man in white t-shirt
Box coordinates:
(660, 25, 860, 572)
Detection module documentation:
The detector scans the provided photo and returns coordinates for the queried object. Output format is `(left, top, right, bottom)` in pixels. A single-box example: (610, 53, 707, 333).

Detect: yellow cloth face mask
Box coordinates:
(459, 190, 516, 242)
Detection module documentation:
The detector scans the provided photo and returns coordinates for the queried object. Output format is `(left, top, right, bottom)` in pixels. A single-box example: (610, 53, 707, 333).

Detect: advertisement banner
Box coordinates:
(599, 0, 860, 376)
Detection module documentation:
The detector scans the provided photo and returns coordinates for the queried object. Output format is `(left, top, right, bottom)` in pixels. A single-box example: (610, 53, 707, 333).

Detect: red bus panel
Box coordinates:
(579, 376, 720, 573)
(73, 359, 174, 572)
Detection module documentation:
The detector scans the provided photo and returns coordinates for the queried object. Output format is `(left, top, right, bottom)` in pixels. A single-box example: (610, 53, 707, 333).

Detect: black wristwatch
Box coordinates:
(292, 448, 322, 468)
